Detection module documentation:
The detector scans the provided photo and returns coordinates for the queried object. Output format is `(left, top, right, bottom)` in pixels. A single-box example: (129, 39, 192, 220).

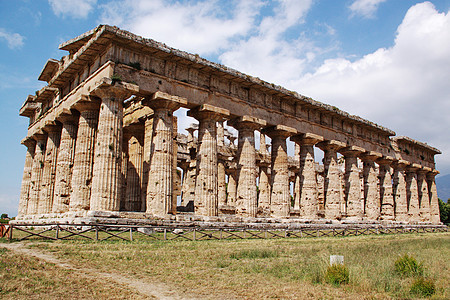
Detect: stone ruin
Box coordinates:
(15, 25, 442, 228)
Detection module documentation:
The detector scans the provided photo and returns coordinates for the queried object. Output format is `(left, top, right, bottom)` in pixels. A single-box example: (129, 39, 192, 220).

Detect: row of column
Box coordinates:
(18, 89, 441, 223)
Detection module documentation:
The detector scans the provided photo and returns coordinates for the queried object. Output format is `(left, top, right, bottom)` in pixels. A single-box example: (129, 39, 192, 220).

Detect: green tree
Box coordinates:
(438, 199, 450, 224)
(0, 213, 8, 219)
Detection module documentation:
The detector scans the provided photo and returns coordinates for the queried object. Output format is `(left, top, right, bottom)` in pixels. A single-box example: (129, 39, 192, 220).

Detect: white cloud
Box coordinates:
(349, 0, 387, 18)
(294, 2, 450, 173)
(0, 28, 24, 49)
(49, 0, 97, 19)
(99, 0, 263, 56)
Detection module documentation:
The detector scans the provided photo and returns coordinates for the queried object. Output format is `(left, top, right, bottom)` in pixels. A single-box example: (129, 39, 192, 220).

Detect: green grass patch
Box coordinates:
(230, 248, 279, 259)
(410, 277, 436, 297)
(324, 264, 349, 286)
(394, 253, 424, 277)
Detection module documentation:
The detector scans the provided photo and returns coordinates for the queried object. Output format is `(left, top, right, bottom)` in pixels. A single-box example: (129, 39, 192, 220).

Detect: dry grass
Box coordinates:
(2, 231, 449, 299)
(0, 247, 146, 300)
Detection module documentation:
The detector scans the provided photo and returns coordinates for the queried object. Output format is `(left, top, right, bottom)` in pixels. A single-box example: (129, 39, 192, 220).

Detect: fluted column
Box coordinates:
(52, 113, 78, 213)
(124, 124, 144, 211)
(417, 169, 431, 222)
(144, 93, 186, 216)
(182, 160, 197, 205)
(90, 86, 131, 211)
(120, 132, 129, 210)
(378, 157, 395, 220)
(340, 146, 364, 219)
(406, 165, 420, 222)
(227, 166, 237, 206)
(188, 104, 230, 216)
(427, 171, 441, 224)
(217, 155, 227, 207)
(393, 160, 409, 222)
(257, 162, 270, 211)
(27, 134, 46, 214)
(230, 116, 266, 217)
(291, 133, 323, 219)
(262, 125, 297, 218)
(38, 124, 61, 214)
(70, 101, 99, 211)
(362, 152, 382, 220)
(18, 138, 36, 216)
(293, 143, 301, 210)
(317, 140, 346, 220)
(141, 116, 153, 212)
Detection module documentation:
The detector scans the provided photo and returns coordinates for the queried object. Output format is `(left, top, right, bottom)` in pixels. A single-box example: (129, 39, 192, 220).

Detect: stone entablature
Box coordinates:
(17, 25, 442, 225)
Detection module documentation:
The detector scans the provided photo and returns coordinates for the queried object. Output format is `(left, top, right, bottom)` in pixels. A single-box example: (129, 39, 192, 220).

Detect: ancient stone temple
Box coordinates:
(16, 25, 442, 227)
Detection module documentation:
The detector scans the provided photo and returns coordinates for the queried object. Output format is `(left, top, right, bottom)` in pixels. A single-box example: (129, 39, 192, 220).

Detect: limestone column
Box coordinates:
(70, 101, 100, 211)
(90, 85, 131, 212)
(259, 133, 269, 156)
(406, 165, 420, 222)
(293, 143, 301, 210)
(417, 168, 431, 222)
(120, 131, 129, 210)
(188, 104, 230, 216)
(291, 133, 323, 219)
(27, 133, 46, 215)
(227, 165, 237, 206)
(18, 138, 36, 216)
(393, 160, 409, 222)
(361, 152, 382, 220)
(182, 160, 197, 206)
(257, 161, 270, 211)
(144, 92, 187, 216)
(52, 113, 78, 213)
(38, 124, 61, 214)
(124, 124, 144, 211)
(378, 157, 395, 220)
(427, 171, 441, 224)
(217, 155, 227, 207)
(317, 140, 346, 220)
(141, 116, 154, 212)
(230, 116, 266, 217)
(262, 125, 297, 218)
(217, 121, 224, 147)
(340, 146, 364, 219)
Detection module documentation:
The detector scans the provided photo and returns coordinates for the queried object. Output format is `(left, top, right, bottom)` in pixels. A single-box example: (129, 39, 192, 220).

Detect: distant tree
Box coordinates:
(438, 199, 450, 224)
(0, 213, 8, 219)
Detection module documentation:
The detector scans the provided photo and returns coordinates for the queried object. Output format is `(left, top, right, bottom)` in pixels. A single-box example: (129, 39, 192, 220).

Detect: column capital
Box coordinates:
(228, 115, 267, 131)
(393, 159, 410, 169)
(361, 151, 382, 161)
(316, 140, 346, 152)
(187, 104, 230, 121)
(340, 145, 365, 157)
(21, 137, 36, 148)
(143, 91, 187, 111)
(427, 169, 439, 177)
(32, 132, 47, 141)
(377, 155, 395, 166)
(72, 95, 101, 112)
(406, 163, 422, 172)
(261, 124, 297, 139)
(418, 166, 433, 174)
(55, 108, 79, 124)
(91, 77, 139, 100)
(291, 133, 324, 145)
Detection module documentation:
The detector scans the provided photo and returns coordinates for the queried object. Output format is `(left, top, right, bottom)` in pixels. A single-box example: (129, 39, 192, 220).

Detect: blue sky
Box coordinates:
(1, 0, 449, 216)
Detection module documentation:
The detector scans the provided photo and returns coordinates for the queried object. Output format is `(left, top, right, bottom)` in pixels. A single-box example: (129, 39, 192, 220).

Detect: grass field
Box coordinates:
(1, 231, 449, 299)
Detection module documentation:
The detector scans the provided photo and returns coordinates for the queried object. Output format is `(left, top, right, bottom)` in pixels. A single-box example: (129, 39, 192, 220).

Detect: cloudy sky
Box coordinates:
(0, 0, 449, 216)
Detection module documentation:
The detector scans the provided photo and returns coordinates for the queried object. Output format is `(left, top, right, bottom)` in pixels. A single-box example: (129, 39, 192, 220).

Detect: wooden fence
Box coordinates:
(3, 224, 448, 242)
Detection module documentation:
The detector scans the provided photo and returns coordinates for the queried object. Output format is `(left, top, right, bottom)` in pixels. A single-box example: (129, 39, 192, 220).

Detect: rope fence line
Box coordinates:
(2, 223, 447, 242)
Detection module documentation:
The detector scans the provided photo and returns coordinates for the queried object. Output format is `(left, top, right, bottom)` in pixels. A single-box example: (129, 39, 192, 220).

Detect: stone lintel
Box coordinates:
(228, 115, 267, 130)
(19, 98, 40, 117)
(316, 140, 346, 151)
(361, 151, 383, 161)
(187, 104, 230, 121)
(291, 133, 324, 145)
(418, 166, 433, 173)
(340, 145, 365, 157)
(143, 91, 188, 110)
(261, 124, 297, 138)
(377, 156, 395, 165)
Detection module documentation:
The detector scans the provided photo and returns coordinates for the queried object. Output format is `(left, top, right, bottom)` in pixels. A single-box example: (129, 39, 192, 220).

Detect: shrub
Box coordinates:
(394, 254, 423, 277)
(410, 277, 435, 297)
(324, 264, 349, 286)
